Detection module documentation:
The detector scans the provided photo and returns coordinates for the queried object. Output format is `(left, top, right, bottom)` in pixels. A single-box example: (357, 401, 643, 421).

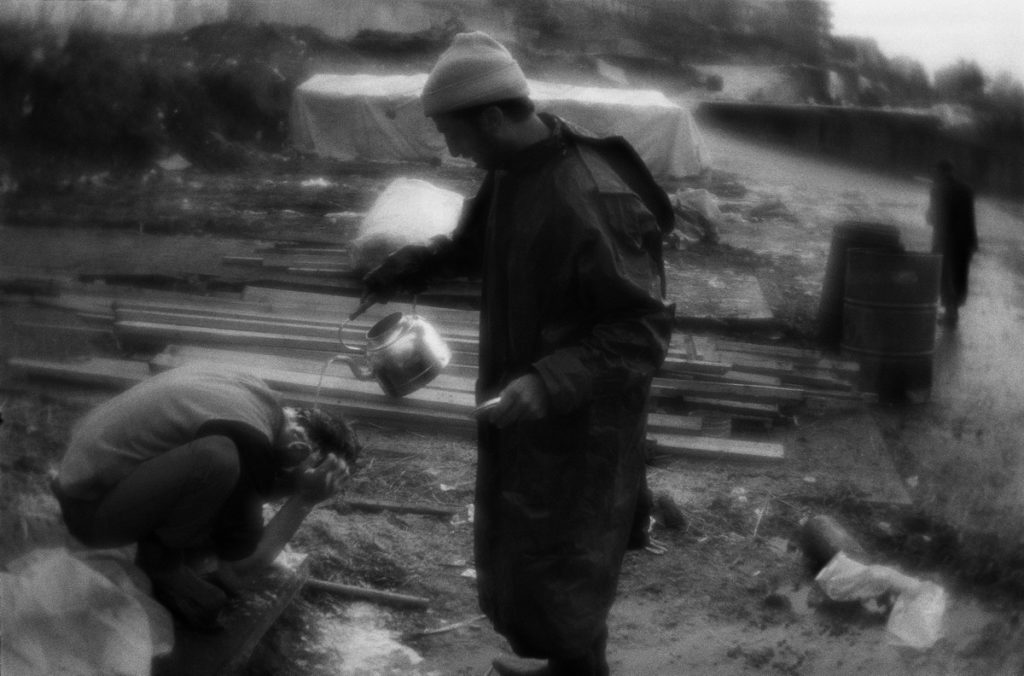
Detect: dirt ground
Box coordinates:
(2, 22, 1023, 676)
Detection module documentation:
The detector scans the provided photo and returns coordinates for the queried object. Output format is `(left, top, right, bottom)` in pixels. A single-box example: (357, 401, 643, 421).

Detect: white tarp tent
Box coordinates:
(290, 73, 706, 178)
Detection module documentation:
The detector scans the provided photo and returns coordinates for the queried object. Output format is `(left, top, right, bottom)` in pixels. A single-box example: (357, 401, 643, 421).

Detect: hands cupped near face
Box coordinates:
(297, 454, 350, 503)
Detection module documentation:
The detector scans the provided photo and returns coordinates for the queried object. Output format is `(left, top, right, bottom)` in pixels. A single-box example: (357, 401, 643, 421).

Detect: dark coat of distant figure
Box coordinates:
(927, 161, 978, 325)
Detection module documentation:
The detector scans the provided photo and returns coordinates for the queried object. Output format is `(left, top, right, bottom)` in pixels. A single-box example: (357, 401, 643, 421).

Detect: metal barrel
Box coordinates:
(841, 248, 942, 403)
(816, 221, 903, 349)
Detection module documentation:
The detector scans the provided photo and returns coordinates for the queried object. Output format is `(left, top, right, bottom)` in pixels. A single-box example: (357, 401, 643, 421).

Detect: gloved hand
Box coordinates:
(489, 373, 550, 429)
(362, 244, 432, 303)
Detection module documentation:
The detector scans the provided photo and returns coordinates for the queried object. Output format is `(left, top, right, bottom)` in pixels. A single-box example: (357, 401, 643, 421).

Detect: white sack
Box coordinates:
(1, 547, 174, 676)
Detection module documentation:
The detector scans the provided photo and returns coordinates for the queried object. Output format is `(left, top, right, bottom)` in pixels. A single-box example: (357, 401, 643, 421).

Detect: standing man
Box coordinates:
(363, 32, 674, 676)
(52, 365, 359, 630)
(927, 159, 978, 327)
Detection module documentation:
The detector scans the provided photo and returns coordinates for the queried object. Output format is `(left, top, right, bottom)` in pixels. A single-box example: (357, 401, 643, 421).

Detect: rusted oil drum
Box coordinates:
(816, 221, 903, 349)
(841, 249, 941, 403)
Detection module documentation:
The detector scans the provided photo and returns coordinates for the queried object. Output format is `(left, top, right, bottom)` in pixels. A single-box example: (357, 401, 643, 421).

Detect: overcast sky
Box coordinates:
(828, 0, 1024, 82)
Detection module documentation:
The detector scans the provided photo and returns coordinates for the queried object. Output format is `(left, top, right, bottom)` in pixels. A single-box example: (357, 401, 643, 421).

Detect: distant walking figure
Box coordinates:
(927, 160, 977, 327)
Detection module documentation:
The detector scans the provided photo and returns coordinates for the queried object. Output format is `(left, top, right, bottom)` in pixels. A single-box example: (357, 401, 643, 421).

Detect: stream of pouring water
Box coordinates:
(314, 355, 346, 410)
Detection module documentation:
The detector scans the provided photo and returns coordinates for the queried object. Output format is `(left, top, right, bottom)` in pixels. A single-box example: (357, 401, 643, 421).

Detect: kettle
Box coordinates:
(320, 300, 452, 398)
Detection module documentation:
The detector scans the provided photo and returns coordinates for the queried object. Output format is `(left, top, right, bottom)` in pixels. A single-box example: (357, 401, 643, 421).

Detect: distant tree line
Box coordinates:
(498, 0, 832, 65)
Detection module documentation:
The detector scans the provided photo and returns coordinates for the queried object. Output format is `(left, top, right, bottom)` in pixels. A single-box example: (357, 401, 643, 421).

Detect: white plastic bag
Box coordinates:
(670, 187, 722, 244)
(350, 178, 465, 273)
(815, 552, 947, 649)
(1, 547, 174, 676)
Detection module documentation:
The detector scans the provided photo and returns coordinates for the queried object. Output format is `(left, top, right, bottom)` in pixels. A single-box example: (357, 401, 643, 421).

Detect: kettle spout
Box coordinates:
(313, 354, 375, 409)
(324, 354, 374, 381)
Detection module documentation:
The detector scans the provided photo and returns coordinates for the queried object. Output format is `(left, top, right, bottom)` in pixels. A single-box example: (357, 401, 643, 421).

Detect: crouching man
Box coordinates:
(51, 365, 360, 629)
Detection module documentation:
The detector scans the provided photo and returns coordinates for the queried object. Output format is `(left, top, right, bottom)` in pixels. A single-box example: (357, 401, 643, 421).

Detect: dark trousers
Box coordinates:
(54, 436, 241, 562)
(548, 625, 609, 676)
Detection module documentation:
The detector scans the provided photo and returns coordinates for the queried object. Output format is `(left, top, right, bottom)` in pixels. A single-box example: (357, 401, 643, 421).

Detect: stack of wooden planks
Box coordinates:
(221, 243, 482, 308)
(7, 284, 872, 464)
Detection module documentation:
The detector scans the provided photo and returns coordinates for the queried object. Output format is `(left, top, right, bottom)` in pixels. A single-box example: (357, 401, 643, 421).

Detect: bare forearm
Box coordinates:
(229, 496, 316, 575)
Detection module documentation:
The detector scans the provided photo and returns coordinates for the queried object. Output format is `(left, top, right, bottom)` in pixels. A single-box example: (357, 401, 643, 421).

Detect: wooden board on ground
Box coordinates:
(8, 356, 150, 389)
(652, 379, 805, 404)
(683, 397, 781, 420)
(113, 302, 481, 341)
(650, 433, 784, 462)
(715, 339, 822, 361)
(152, 555, 309, 676)
(148, 350, 478, 411)
(113, 308, 482, 353)
(284, 391, 477, 436)
(242, 286, 480, 327)
(154, 346, 707, 436)
(8, 355, 480, 435)
(715, 340, 861, 378)
(115, 321, 481, 367)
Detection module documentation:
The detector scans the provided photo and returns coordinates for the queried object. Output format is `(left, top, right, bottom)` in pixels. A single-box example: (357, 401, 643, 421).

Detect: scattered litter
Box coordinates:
(645, 537, 668, 555)
(874, 521, 898, 539)
(751, 497, 770, 538)
(764, 536, 790, 556)
(802, 475, 817, 483)
(77, 172, 110, 188)
(300, 177, 332, 188)
(747, 197, 799, 223)
(815, 552, 947, 649)
(155, 154, 191, 171)
(671, 187, 722, 244)
(449, 504, 474, 526)
(460, 568, 477, 580)
(274, 546, 308, 573)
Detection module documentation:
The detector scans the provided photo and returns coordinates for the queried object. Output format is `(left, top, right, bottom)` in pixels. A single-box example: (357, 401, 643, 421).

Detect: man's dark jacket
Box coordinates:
(928, 174, 978, 307)
(410, 115, 674, 658)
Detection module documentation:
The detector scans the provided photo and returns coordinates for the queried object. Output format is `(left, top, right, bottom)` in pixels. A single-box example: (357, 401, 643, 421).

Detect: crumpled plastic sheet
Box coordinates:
(815, 551, 947, 649)
(350, 177, 464, 273)
(670, 187, 722, 244)
(1, 547, 174, 676)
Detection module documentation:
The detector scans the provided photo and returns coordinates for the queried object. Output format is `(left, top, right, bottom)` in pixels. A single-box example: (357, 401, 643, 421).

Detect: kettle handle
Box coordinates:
(337, 320, 361, 355)
(349, 296, 377, 322)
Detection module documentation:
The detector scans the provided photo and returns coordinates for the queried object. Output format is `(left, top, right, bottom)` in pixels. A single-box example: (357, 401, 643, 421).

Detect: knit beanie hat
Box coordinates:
(421, 31, 530, 117)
